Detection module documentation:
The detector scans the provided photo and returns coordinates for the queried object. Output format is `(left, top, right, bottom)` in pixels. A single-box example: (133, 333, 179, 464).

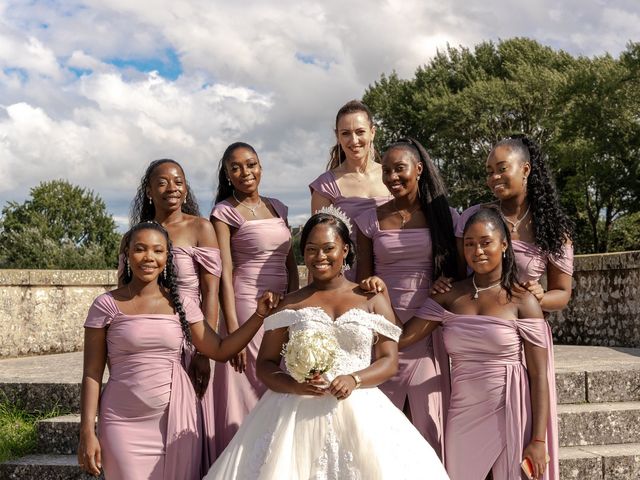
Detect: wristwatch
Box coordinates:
(349, 373, 362, 389)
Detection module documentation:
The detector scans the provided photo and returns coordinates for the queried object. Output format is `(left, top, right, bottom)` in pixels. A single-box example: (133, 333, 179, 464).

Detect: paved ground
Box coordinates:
(1, 345, 639, 383)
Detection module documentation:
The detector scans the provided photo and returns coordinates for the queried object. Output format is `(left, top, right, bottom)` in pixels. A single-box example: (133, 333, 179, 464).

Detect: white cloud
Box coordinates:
(0, 0, 637, 226)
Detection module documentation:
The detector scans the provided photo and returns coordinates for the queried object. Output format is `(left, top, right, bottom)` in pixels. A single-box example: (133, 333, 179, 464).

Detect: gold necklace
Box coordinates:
(394, 200, 421, 228)
(233, 191, 262, 216)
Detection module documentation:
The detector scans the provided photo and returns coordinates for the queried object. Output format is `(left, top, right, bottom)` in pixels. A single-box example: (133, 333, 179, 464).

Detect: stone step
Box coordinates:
(36, 414, 83, 455)
(558, 402, 640, 447)
(559, 443, 640, 480)
(0, 454, 103, 479)
(555, 346, 640, 405)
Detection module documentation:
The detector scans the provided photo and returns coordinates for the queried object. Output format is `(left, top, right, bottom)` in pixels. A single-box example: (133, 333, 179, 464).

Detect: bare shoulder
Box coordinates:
(512, 289, 544, 319)
(270, 286, 315, 314)
(191, 216, 218, 246)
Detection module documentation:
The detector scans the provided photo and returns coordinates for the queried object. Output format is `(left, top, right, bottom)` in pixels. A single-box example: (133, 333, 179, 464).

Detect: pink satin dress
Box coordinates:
(210, 198, 291, 453)
(172, 247, 222, 470)
(456, 204, 572, 480)
(309, 170, 391, 281)
(354, 207, 459, 458)
(84, 293, 203, 480)
(417, 299, 555, 480)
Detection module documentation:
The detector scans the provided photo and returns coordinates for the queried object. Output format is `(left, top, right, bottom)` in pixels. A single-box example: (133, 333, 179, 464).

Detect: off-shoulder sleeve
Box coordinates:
(309, 171, 340, 203)
(210, 202, 244, 229)
(366, 314, 401, 342)
(84, 293, 119, 328)
(183, 298, 205, 324)
(455, 204, 483, 238)
(191, 247, 222, 277)
(414, 298, 446, 323)
(264, 310, 299, 331)
(516, 317, 548, 349)
(353, 208, 377, 239)
(269, 198, 289, 223)
(549, 243, 574, 276)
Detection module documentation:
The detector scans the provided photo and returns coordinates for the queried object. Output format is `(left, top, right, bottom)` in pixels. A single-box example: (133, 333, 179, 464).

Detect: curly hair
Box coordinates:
(327, 100, 381, 170)
(493, 136, 573, 256)
(119, 221, 192, 343)
(384, 138, 458, 280)
(462, 206, 519, 300)
(215, 142, 258, 204)
(300, 212, 356, 269)
(130, 159, 200, 225)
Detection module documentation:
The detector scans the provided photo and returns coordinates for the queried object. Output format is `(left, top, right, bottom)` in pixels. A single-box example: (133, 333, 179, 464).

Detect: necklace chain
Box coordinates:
(394, 200, 420, 228)
(233, 191, 262, 216)
(471, 275, 502, 300)
(499, 202, 530, 232)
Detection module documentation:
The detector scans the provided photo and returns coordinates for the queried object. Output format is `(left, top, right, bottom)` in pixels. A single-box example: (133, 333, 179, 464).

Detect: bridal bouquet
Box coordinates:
(282, 329, 339, 383)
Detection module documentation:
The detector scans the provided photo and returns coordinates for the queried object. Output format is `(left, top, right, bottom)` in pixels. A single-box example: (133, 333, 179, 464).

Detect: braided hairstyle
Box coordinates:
(493, 136, 573, 255)
(215, 142, 258, 204)
(300, 212, 356, 269)
(120, 221, 192, 343)
(462, 206, 519, 300)
(130, 159, 200, 225)
(327, 100, 381, 170)
(384, 137, 458, 280)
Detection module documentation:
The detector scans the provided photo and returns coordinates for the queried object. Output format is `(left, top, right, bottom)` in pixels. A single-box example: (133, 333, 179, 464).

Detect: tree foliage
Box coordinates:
(0, 180, 121, 269)
(364, 38, 640, 253)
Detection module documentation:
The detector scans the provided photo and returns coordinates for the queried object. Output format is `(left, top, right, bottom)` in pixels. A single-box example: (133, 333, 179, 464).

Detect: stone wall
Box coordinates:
(548, 250, 640, 348)
(0, 253, 638, 357)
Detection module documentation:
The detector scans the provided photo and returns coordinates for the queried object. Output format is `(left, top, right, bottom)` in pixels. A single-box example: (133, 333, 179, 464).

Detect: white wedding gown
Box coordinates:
(204, 307, 450, 480)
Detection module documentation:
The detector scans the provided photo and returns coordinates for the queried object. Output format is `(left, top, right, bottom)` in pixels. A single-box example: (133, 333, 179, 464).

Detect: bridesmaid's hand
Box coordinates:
(78, 431, 102, 476)
(328, 375, 357, 400)
(292, 372, 328, 396)
(431, 276, 453, 295)
(522, 441, 548, 479)
(188, 353, 211, 398)
(523, 280, 545, 303)
(360, 276, 386, 294)
(256, 291, 283, 318)
(230, 348, 247, 374)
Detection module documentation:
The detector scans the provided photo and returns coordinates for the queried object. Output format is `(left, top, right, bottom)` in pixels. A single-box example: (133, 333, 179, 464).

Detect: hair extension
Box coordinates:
(384, 138, 459, 280)
(215, 142, 258, 204)
(299, 212, 356, 268)
(462, 206, 519, 300)
(130, 159, 200, 226)
(327, 100, 380, 170)
(493, 136, 573, 255)
(121, 221, 191, 343)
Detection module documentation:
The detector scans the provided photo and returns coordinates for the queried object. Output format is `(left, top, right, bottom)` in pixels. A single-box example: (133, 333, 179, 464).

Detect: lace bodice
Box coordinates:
(265, 307, 401, 381)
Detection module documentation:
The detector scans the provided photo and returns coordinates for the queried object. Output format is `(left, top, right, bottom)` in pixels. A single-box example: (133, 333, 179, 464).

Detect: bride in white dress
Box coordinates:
(205, 208, 449, 479)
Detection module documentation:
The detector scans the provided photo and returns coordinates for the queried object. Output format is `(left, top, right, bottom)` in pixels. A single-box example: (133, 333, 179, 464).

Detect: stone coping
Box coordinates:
(573, 250, 640, 272)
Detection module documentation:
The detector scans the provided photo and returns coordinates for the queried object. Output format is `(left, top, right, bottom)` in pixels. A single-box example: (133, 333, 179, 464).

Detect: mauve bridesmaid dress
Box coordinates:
(210, 198, 291, 453)
(84, 293, 203, 480)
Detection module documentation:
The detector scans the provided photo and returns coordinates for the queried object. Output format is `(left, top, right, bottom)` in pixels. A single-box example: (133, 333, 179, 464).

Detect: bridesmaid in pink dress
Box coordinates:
(434, 137, 573, 479)
(211, 142, 299, 452)
(355, 138, 460, 458)
(402, 207, 553, 480)
(309, 100, 391, 280)
(78, 222, 280, 479)
(129, 159, 222, 470)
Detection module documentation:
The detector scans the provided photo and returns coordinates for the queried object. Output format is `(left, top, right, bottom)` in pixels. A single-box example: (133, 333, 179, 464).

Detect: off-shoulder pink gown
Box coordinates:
(457, 204, 572, 480)
(211, 198, 292, 453)
(309, 170, 390, 281)
(354, 207, 459, 458)
(417, 299, 555, 480)
(84, 293, 203, 480)
(173, 247, 222, 469)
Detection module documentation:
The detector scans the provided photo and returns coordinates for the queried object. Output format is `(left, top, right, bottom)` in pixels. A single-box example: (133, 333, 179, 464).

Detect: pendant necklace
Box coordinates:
(500, 202, 530, 232)
(472, 275, 502, 299)
(233, 191, 262, 216)
(394, 199, 420, 229)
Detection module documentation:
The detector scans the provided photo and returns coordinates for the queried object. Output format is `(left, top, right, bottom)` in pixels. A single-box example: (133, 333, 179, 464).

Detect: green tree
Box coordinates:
(364, 38, 640, 253)
(0, 180, 121, 269)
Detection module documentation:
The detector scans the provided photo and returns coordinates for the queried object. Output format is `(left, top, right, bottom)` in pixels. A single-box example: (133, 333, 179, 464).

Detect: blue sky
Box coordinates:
(0, 0, 638, 228)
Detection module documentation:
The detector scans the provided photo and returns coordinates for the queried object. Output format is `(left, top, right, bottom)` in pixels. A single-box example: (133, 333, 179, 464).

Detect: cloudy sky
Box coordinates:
(1, 0, 638, 228)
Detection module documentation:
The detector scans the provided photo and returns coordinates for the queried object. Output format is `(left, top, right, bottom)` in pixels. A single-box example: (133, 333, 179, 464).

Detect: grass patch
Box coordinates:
(0, 402, 65, 463)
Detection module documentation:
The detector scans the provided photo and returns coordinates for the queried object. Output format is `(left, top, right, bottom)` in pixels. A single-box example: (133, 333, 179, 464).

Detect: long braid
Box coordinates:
(162, 248, 192, 344)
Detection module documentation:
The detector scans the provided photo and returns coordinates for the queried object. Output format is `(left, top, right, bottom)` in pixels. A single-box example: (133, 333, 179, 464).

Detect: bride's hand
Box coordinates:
(292, 373, 328, 396)
(328, 375, 357, 400)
